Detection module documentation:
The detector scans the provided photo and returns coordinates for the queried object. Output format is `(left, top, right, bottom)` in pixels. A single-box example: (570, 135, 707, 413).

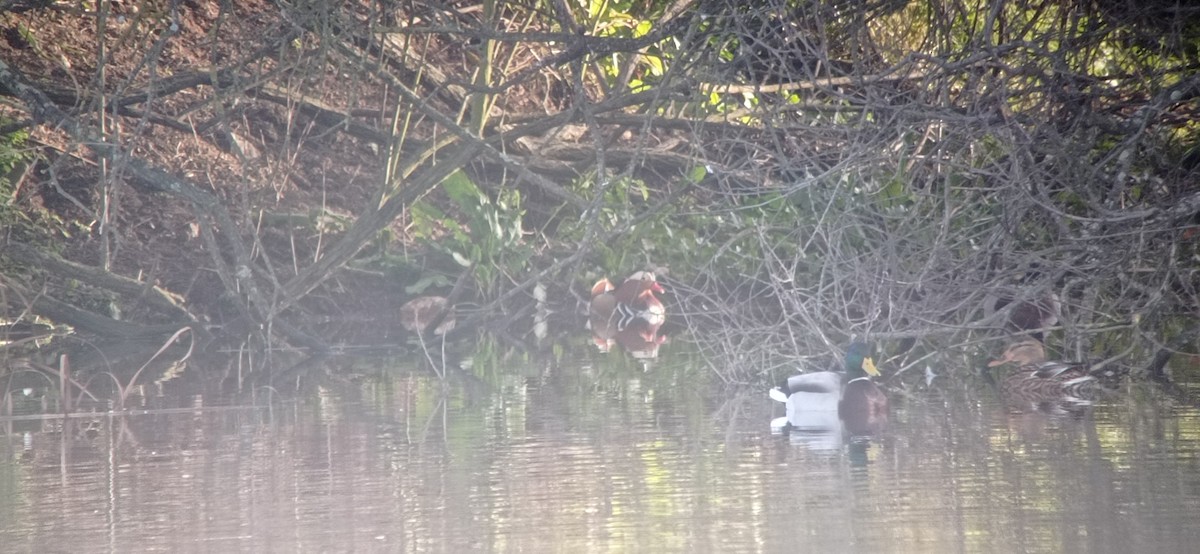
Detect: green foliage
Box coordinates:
(410, 171, 531, 294)
(574, 0, 672, 92)
(0, 124, 31, 229)
(0, 127, 29, 181)
(560, 174, 673, 272)
(563, 172, 826, 283)
(404, 273, 454, 295)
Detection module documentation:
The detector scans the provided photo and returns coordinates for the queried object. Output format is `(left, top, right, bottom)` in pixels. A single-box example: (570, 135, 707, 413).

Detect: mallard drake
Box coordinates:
(589, 271, 666, 329)
(769, 342, 889, 436)
(986, 338, 1098, 412)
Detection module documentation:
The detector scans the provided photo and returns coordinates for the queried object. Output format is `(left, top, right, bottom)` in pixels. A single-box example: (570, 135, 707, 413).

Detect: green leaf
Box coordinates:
(442, 170, 484, 209)
(404, 274, 453, 295)
(645, 55, 664, 77)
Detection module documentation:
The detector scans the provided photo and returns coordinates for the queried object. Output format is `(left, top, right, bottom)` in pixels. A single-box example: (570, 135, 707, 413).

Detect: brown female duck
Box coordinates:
(989, 292, 1061, 342)
(986, 339, 1098, 412)
(399, 295, 456, 335)
(984, 261, 1062, 342)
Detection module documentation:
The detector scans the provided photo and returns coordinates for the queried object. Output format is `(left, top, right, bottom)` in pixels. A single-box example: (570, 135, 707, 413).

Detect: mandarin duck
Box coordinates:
(589, 271, 666, 329)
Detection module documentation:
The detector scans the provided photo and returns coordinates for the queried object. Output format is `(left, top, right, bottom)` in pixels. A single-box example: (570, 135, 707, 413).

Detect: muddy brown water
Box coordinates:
(1, 343, 1198, 553)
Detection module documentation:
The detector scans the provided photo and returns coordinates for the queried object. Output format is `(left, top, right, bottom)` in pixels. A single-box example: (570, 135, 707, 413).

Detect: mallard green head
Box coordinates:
(844, 341, 880, 378)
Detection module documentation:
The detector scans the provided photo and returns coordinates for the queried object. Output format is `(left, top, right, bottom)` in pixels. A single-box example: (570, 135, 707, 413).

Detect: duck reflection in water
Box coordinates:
(588, 271, 667, 358)
(770, 342, 889, 449)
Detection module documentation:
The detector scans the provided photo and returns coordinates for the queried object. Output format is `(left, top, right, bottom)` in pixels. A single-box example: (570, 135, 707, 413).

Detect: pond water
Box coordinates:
(2, 336, 1200, 553)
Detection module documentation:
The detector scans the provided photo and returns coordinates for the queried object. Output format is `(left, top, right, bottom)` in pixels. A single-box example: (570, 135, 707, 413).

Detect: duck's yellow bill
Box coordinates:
(863, 357, 881, 377)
